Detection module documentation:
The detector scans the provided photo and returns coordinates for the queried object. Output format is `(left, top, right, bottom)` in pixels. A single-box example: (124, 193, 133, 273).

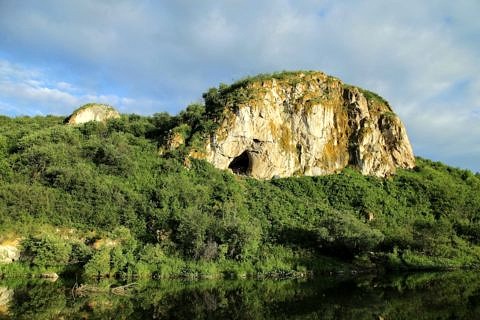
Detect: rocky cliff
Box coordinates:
(0, 287, 13, 316)
(0, 242, 19, 264)
(184, 71, 415, 179)
(65, 103, 120, 125)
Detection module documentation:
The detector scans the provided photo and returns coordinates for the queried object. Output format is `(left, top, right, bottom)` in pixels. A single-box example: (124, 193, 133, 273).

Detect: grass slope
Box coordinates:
(0, 110, 480, 279)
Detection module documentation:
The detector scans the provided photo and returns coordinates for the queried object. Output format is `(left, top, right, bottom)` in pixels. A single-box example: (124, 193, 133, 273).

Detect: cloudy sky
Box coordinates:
(0, 0, 479, 171)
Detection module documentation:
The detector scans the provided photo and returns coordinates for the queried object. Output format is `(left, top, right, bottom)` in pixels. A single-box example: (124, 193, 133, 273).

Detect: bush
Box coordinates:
(316, 211, 384, 258)
(2, 112, 480, 275)
(412, 218, 453, 256)
(70, 241, 93, 265)
(22, 235, 72, 268)
(84, 248, 111, 278)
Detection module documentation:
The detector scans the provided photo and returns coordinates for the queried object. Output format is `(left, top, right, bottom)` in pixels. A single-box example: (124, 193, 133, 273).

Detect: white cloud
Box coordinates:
(0, 58, 164, 116)
(0, 0, 479, 170)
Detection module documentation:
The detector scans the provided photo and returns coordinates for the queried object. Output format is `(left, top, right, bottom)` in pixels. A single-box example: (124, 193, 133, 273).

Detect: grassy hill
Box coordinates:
(1, 110, 480, 279)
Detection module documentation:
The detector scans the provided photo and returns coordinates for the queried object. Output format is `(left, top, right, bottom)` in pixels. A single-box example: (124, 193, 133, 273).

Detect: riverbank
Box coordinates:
(1, 248, 476, 283)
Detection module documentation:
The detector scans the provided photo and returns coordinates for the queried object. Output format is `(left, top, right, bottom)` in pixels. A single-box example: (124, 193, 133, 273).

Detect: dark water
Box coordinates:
(1, 271, 480, 319)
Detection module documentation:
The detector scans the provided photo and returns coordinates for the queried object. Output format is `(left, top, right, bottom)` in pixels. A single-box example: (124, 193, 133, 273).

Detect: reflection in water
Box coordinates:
(0, 287, 13, 318)
(1, 272, 480, 319)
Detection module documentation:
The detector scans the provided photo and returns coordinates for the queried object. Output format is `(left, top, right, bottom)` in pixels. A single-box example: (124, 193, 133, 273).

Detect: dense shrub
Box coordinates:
(22, 235, 72, 267)
(316, 211, 384, 258)
(84, 248, 111, 278)
(1, 114, 480, 274)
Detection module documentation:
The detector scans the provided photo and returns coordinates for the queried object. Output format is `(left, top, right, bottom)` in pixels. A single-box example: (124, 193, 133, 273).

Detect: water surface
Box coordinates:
(1, 271, 479, 319)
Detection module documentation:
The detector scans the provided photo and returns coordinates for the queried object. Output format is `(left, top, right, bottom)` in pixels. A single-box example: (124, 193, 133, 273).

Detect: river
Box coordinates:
(0, 271, 479, 319)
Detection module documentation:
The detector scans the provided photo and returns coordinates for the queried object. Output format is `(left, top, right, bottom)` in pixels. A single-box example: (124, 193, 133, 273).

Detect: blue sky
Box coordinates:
(0, 0, 479, 171)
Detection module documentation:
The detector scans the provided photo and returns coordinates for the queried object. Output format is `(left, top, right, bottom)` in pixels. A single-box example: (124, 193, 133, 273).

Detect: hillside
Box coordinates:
(1, 73, 480, 279)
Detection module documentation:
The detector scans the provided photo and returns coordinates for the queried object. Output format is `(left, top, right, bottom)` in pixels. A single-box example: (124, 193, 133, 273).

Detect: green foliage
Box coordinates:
(358, 88, 390, 106)
(84, 248, 112, 278)
(70, 241, 93, 265)
(71, 102, 116, 113)
(203, 86, 228, 119)
(1, 113, 480, 276)
(22, 234, 72, 268)
(202, 71, 323, 125)
(222, 70, 320, 92)
(5, 271, 480, 319)
(316, 211, 384, 258)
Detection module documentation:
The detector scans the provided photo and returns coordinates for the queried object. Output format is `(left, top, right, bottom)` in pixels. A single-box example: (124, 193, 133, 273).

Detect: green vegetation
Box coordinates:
(72, 103, 117, 113)
(2, 271, 480, 319)
(221, 70, 322, 90)
(342, 84, 393, 113)
(2, 68, 480, 280)
(202, 70, 335, 124)
(357, 88, 390, 106)
(1, 110, 480, 280)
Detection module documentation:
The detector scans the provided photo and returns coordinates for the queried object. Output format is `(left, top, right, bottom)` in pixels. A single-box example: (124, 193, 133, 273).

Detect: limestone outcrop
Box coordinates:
(187, 71, 415, 179)
(65, 103, 120, 125)
(0, 287, 13, 316)
(0, 239, 20, 264)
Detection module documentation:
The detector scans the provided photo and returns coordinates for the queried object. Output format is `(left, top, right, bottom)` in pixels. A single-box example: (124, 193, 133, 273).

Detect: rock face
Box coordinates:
(0, 240, 20, 264)
(0, 287, 13, 316)
(194, 71, 415, 179)
(65, 103, 120, 125)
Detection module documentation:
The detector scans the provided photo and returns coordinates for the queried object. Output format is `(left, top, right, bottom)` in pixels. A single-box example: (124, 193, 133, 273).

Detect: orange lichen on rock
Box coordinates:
(179, 71, 416, 179)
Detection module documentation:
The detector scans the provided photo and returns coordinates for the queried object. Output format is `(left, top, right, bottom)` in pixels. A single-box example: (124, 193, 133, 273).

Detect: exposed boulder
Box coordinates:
(179, 71, 415, 179)
(65, 103, 120, 125)
(0, 239, 20, 264)
(38, 272, 59, 281)
(0, 287, 13, 316)
(91, 238, 117, 250)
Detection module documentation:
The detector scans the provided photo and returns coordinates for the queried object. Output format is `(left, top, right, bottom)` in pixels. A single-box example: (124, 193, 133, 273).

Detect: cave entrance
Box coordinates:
(228, 151, 251, 175)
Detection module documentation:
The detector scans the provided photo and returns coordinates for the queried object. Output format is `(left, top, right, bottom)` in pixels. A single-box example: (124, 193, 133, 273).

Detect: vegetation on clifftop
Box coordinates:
(1, 109, 480, 280)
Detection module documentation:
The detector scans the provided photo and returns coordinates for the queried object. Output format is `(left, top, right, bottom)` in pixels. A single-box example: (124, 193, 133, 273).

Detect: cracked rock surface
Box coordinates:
(197, 72, 415, 179)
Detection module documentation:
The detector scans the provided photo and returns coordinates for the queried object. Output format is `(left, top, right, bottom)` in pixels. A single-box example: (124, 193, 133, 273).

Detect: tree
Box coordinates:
(316, 210, 384, 258)
(22, 235, 72, 267)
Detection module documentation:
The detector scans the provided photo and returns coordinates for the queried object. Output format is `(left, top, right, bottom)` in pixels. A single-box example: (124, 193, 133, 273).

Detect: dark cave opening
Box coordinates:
(228, 151, 251, 175)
